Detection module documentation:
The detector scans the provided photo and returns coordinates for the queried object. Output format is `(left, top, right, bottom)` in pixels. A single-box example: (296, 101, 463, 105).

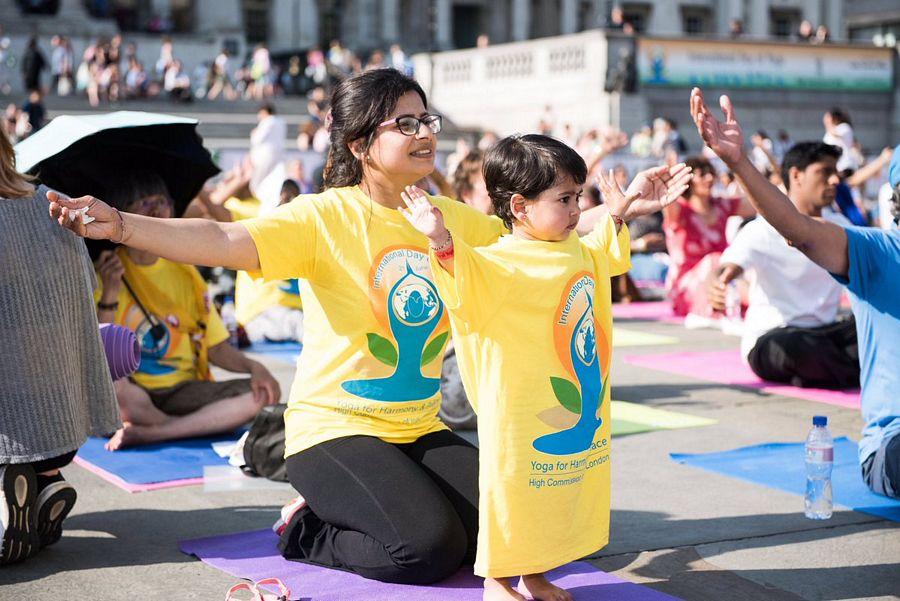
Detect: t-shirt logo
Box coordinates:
(342, 246, 449, 402)
(534, 273, 608, 455)
(122, 303, 176, 376)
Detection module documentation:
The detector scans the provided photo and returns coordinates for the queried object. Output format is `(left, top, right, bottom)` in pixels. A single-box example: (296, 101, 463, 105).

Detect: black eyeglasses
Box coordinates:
(377, 114, 442, 136)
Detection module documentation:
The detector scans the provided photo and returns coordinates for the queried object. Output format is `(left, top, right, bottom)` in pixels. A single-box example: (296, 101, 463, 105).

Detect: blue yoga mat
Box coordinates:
(246, 340, 302, 363)
(76, 434, 236, 487)
(671, 437, 900, 522)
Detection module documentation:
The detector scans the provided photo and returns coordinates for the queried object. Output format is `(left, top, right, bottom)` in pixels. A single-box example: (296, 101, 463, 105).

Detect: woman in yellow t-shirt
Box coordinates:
(49, 69, 690, 586)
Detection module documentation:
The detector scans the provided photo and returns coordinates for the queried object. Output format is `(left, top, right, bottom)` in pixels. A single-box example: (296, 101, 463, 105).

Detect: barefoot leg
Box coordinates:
(106, 391, 260, 450)
(520, 573, 573, 601)
(484, 577, 526, 601)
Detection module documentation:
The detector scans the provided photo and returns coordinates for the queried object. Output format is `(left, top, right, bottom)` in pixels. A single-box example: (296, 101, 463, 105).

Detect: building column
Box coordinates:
(824, 0, 842, 40)
(435, 0, 452, 49)
(649, 1, 680, 36)
(803, 0, 821, 29)
(512, 0, 530, 41)
(195, 0, 242, 34)
(150, 0, 171, 21)
(561, 0, 578, 34)
(381, 0, 400, 44)
(747, 0, 768, 37)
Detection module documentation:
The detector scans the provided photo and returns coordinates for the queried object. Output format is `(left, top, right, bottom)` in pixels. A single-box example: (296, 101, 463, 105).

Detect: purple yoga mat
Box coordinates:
(624, 350, 860, 408)
(180, 528, 682, 601)
(99, 323, 140, 380)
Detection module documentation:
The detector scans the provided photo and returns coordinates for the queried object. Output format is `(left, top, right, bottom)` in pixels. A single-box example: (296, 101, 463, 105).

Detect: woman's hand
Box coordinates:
(620, 163, 692, 221)
(47, 190, 123, 242)
(95, 250, 125, 298)
(399, 185, 449, 245)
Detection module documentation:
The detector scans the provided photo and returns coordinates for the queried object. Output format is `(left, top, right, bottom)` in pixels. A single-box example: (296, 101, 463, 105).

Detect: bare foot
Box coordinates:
(105, 423, 152, 451)
(484, 577, 526, 601)
(520, 573, 572, 601)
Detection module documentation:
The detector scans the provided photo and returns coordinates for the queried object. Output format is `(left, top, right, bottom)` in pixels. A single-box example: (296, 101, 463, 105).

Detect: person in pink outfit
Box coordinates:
(663, 156, 754, 318)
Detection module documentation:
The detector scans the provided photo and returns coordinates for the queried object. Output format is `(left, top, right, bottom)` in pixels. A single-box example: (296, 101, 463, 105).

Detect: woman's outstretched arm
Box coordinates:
(47, 191, 261, 271)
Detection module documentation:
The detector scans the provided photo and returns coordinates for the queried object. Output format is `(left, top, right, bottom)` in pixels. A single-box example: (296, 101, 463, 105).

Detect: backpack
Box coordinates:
(242, 404, 288, 482)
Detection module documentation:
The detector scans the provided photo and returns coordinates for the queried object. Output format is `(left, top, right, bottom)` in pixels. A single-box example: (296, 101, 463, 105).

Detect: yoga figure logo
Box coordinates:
(342, 246, 448, 402)
(534, 273, 609, 456)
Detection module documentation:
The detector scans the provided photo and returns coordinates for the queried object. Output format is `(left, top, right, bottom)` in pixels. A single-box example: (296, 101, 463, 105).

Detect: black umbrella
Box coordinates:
(15, 110, 219, 217)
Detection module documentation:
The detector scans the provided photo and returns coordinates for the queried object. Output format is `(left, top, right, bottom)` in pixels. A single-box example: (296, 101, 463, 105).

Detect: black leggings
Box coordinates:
(281, 430, 478, 585)
(747, 318, 859, 389)
(28, 450, 77, 474)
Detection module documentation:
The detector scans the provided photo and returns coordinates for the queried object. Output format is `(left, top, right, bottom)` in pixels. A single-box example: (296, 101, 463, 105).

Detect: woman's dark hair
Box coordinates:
(323, 68, 427, 189)
(827, 107, 851, 127)
(781, 142, 841, 191)
(104, 170, 172, 211)
(683, 155, 715, 197)
(483, 134, 587, 229)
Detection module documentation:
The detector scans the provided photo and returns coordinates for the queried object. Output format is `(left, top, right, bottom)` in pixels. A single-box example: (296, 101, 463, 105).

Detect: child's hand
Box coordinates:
(596, 169, 641, 219)
(620, 163, 693, 220)
(399, 185, 449, 243)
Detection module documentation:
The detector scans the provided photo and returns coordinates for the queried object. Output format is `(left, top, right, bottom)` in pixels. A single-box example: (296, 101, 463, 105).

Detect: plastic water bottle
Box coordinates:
(220, 295, 239, 347)
(725, 281, 741, 321)
(804, 415, 834, 520)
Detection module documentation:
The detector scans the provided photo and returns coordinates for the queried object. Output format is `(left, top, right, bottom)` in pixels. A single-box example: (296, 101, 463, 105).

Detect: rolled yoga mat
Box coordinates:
(98, 323, 141, 380)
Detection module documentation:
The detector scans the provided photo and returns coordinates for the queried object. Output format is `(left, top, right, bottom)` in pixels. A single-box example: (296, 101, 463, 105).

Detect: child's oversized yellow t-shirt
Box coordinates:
(430, 215, 630, 578)
(243, 185, 506, 457)
(95, 259, 229, 390)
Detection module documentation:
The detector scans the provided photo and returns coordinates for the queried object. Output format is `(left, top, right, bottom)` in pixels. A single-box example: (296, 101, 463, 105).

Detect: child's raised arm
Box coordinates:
(399, 185, 456, 275)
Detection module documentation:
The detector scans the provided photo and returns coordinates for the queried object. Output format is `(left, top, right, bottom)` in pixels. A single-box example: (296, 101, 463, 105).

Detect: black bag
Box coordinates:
(242, 404, 288, 482)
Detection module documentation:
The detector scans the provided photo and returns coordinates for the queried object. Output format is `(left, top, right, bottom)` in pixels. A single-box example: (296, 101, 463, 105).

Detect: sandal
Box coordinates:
(0, 464, 39, 565)
(225, 577, 291, 601)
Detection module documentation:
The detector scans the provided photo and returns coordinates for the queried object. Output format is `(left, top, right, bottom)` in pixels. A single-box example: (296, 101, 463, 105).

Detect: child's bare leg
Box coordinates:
(520, 573, 572, 601)
(483, 577, 526, 601)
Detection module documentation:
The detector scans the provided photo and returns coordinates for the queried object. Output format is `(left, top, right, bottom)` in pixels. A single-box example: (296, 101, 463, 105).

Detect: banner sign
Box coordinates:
(638, 38, 893, 91)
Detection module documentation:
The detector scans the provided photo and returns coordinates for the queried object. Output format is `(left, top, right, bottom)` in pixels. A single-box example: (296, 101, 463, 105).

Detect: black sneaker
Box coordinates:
(36, 479, 77, 548)
(0, 464, 39, 565)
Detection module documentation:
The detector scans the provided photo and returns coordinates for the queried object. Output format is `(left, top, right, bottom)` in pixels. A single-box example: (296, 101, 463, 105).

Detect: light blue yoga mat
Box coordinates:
(671, 437, 900, 522)
(75, 434, 236, 491)
(246, 340, 302, 363)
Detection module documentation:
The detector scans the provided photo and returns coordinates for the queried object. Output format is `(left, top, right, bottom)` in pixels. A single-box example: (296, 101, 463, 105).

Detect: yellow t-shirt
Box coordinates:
(243, 185, 506, 456)
(430, 215, 630, 578)
(223, 196, 261, 221)
(95, 259, 229, 389)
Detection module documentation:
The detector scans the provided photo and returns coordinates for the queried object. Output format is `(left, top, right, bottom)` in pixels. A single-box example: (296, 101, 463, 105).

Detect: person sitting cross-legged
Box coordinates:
(94, 171, 281, 450)
(708, 142, 859, 389)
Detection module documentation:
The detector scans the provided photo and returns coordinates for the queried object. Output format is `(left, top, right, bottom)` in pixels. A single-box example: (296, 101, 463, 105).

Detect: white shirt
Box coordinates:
(824, 122, 859, 172)
(721, 211, 850, 359)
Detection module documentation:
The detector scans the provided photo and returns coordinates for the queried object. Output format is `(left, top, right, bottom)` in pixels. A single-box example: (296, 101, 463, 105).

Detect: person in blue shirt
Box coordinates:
(690, 88, 900, 499)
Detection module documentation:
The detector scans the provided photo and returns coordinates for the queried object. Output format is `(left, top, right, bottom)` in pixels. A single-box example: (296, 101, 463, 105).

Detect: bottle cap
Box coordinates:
(813, 415, 827, 427)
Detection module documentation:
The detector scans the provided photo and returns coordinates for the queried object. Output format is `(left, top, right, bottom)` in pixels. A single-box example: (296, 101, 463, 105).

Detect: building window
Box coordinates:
(621, 3, 650, 33)
(242, 0, 269, 44)
(682, 7, 711, 36)
(770, 9, 800, 38)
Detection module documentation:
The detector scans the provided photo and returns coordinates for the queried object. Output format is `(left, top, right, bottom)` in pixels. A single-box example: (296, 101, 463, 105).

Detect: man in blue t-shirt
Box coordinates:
(690, 87, 900, 499)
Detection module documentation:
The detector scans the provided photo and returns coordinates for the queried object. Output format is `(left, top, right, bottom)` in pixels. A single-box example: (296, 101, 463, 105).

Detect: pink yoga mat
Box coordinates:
(180, 528, 681, 601)
(612, 302, 683, 324)
(624, 350, 860, 408)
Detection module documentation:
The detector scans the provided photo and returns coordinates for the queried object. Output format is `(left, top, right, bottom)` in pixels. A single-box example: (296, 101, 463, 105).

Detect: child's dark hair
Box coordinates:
(323, 68, 427, 189)
(483, 134, 587, 229)
(781, 142, 841, 191)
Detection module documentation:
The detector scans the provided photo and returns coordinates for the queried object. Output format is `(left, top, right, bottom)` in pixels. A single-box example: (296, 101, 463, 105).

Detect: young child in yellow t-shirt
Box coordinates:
(400, 134, 687, 601)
